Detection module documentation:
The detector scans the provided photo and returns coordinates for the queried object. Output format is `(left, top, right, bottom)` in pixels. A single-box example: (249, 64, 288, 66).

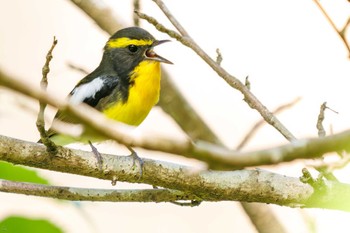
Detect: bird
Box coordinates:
(42, 27, 172, 174)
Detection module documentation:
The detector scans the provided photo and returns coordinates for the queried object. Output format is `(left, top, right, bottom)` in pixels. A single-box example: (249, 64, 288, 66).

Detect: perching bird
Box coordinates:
(43, 27, 172, 172)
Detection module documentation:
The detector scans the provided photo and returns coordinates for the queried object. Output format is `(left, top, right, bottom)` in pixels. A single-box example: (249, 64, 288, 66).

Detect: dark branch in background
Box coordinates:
(67, 62, 89, 75)
(313, 0, 350, 57)
(135, 9, 296, 142)
(36, 37, 58, 152)
(241, 203, 287, 233)
(133, 0, 140, 26)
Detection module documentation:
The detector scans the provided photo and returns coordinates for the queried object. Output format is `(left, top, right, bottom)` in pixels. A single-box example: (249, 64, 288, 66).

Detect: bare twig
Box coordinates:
(237, 97, 301, 150)
(66, 62, 89, 75)
(317, 102, 327, 137)
(0, 179, 198, 202)
(152, 0, 189, 37)
(215, 48, 223, 65)
(316, 102, 338, 137)
(135, 9, 296, 142)
(36, 37, 58, 152)
(245, 76, 250, 90)
(313, 0, 350, 56)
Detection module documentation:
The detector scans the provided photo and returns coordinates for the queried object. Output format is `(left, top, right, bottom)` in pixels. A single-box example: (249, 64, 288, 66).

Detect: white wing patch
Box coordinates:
(70, 77, 105, 104)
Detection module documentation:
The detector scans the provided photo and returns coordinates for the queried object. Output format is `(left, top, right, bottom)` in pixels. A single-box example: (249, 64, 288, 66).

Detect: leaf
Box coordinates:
(0, 161, 49, 184)
(0, 216, 63, 233)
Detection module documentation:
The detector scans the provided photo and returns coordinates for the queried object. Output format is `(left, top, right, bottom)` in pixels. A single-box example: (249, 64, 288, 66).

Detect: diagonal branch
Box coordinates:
(135, 9, 296, 142)
(237, 97, 301, 150)
(313, 0, 350, 56)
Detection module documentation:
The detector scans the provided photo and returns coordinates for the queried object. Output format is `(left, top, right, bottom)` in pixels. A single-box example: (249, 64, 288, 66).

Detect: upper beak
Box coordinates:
(145, 40, 173, 64)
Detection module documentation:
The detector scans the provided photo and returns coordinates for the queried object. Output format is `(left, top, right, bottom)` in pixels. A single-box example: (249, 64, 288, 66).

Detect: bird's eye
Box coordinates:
(128, 45, 138, 53)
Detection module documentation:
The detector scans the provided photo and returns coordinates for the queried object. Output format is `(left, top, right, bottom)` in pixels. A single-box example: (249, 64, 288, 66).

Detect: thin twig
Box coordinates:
(313, 0, 350, 56)
(216, 48, 223, 65)
(316, 102, 338, 137)
(66, 62, 89, 75)
(244, 76, 250, 90)
(0, 179, 199, 202)
(340, 17, 350, 37)
(36, 37, 58, 153)
(135, 9, 296, 142)
(316, 102, 327, 137)
(152, 0, 189, 37)
(237, 97, 301, 150)
(314, 102, 340, 181)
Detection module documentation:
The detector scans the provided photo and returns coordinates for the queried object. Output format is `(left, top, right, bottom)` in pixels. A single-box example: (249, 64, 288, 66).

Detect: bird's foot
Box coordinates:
(88, 141, 103, 172)
(126, 146, 144, 179)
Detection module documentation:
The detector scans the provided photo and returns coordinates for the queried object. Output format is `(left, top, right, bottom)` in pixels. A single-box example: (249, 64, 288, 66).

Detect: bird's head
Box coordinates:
(103, 27, 172, 77)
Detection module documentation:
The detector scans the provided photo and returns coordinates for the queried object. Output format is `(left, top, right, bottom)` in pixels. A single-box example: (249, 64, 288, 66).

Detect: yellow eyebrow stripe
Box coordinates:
(107, 37, 153, 48)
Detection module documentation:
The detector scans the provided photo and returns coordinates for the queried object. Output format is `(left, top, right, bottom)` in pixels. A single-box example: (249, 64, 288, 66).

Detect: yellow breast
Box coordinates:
(103, 60, 161, 126)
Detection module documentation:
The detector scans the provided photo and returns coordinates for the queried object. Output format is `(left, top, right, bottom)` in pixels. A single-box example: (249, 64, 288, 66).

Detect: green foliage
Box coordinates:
(0, 216, 63, 233)
(0, 161, 49, 184)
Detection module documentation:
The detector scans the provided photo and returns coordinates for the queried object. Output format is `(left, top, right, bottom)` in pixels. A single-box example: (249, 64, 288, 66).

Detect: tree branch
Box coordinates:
(2, 69, 350, 170)
(0, 179, 198, 202)
(237, 97, 301, 150)
(135, 5, 296, 142)
(2, 134, 350, 211)
(313, 0, 350, 56)
(36, 37, 58, 152)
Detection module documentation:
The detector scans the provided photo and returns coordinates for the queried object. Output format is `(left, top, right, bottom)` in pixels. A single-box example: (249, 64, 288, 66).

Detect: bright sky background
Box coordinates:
(1, 0, 350, 232)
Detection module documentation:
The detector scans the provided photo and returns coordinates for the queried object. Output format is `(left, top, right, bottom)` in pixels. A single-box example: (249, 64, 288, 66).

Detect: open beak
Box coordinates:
(145, 40, 173, 64)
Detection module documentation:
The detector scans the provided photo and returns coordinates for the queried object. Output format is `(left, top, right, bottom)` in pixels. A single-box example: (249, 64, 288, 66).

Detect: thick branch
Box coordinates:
(2, 135, 350, 211)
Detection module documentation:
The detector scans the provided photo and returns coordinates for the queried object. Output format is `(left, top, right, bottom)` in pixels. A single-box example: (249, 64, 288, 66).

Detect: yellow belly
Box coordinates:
(103, 60, 161, 126)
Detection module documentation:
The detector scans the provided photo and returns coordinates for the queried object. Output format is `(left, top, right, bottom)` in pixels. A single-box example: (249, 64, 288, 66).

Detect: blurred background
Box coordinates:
(1, 0, 350, 232)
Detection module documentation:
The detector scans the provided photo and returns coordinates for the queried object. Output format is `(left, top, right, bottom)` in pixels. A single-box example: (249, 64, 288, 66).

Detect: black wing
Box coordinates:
(69, 75, 120, 108)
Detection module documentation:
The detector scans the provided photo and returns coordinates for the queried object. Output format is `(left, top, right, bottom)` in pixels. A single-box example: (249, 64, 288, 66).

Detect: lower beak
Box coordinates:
(145, 40, 173, 64)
